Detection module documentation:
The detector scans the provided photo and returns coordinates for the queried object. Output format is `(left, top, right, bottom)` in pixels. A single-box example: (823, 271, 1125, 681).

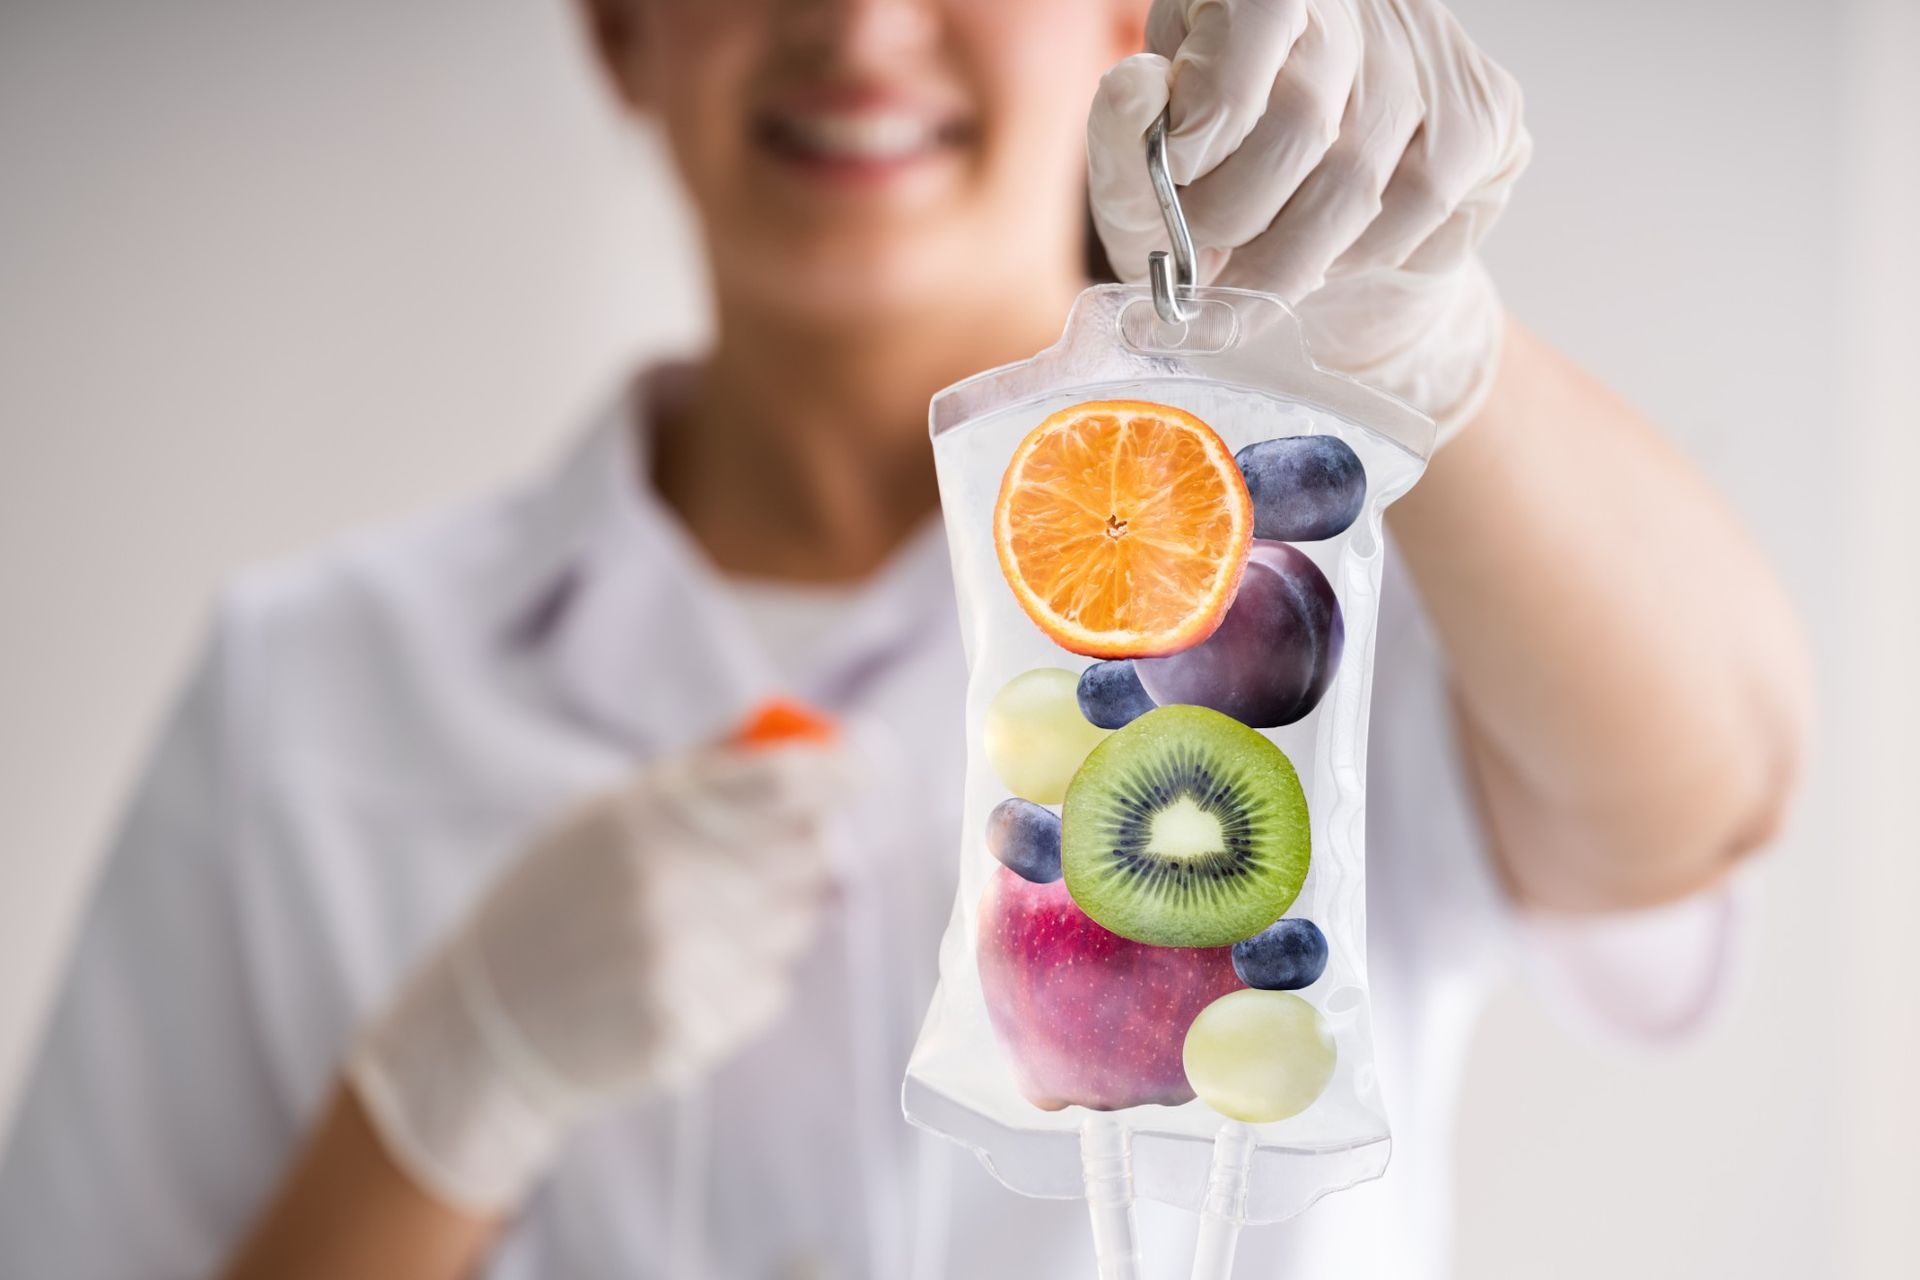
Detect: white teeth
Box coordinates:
(777, 110, 939, 161)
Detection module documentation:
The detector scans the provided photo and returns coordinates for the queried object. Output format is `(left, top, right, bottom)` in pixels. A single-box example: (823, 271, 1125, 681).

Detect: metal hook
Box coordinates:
(1145, 109, 1197, 325)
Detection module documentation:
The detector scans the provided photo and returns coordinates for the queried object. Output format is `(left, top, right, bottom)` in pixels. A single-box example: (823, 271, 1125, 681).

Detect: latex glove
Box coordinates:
(347, 744, 848, 1212)
(1088, 0, 1531, 440)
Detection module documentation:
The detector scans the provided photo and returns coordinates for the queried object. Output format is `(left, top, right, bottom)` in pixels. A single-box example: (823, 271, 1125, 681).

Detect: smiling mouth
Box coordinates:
(755, 108, 974, 171)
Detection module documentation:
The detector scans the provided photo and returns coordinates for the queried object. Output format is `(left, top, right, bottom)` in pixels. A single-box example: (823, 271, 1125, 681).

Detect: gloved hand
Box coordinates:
(1088, 0, 1531, 440)
(347, 743, 849, 1212)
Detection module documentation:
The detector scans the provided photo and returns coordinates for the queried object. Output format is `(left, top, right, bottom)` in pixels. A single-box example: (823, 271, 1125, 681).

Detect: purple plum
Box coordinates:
(1134, 541, 1343, 728)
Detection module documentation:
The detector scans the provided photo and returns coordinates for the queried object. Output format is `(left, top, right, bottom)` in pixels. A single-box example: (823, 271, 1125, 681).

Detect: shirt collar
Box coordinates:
(500, 371, 956, 754)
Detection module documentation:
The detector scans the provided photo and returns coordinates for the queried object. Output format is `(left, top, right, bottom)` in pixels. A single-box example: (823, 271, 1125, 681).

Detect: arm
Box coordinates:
(1087, 1, 1812, 913)
(221, 1089, 495, 1280)
(214, 744, 843, 1278)
(0, 607, 295, 1278)
(1391, 319, 1811, 911)
(0, 607, 498, 1280)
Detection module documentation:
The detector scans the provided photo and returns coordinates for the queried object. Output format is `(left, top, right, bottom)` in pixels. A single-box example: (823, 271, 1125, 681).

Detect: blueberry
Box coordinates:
(986, 798, 1063, 883)
(1231, 918, 1329, 990)
(1236, 436, 1367, 542)
(1076, 660, 1156, 730)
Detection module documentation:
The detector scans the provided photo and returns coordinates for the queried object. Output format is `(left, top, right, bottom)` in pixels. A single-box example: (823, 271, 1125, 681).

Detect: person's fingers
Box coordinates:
(655, 961, 794, 1078)
(1178, 2, 1363, 258)
(655, 849, 805, 917)
(1212, 10, 1421, 299)
(1086, 52, 1174, 286)
(648, 854, 829, 973)
(749, 895, 825, 962)
(645, 743, 856, 848)
(1396, 189, 1491, 277)
(744, 835, 838, 885)
(1332, 3, 1525, 276)
(1147, 0, 1312, 186)
(1326, 120, 1454, 274)
(675, 891, 817, 967)
(1398, 118, 1530, 275)
(697, 742, 856, 810)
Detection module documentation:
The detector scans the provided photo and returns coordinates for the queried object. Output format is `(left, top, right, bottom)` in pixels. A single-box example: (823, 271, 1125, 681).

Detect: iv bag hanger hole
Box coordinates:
(1119, 107, 1236, 355)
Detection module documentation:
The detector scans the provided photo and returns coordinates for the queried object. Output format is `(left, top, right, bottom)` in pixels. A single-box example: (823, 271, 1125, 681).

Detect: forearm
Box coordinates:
(221, 1085, 497, 1280)
(1389, 318, 1811, 911)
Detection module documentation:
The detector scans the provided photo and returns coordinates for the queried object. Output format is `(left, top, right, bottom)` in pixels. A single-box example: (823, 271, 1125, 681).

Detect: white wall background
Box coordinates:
(1, 1, 1913, 1276)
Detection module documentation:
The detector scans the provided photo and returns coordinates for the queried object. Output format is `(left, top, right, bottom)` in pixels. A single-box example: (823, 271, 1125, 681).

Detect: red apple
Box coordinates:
(978, 865, 1245, 1111)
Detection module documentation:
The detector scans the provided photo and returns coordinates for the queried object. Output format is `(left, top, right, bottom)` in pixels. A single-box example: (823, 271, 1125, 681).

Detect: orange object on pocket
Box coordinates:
(729, 697, 838, 748)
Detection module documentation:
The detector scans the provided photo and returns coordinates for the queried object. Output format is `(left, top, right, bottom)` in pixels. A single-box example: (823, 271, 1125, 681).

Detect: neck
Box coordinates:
(655, 274, 1083, 583)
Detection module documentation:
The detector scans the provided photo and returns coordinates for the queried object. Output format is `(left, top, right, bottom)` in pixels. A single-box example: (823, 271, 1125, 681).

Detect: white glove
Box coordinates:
(347, 743, 849, 1212)
(1089, 0, 1531, 440)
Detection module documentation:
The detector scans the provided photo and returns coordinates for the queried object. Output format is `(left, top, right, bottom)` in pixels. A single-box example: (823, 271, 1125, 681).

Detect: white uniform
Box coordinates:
(0, 380, 1735, 1279)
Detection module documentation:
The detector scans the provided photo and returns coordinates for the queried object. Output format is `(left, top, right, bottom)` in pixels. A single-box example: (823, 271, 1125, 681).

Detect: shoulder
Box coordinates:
(202, 479, 557, 791)
(211, 392, 649, 690)
(220, 495, 503, 670)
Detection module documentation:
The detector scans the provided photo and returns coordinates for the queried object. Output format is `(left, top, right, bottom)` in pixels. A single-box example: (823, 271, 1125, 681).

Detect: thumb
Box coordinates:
(1086, 52, 1172, 286)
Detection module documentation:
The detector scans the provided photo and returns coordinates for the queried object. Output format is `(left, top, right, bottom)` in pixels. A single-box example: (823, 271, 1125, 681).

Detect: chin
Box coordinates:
(719, 226, 988, 327)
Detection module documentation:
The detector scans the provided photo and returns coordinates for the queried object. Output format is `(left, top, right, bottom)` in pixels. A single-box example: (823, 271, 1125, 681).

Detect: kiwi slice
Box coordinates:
(1062, 705, 1309, 948)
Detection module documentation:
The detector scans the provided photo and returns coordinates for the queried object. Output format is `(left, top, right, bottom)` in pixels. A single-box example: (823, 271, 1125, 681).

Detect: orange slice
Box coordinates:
(993, 400, 1252, 658)
(729, 697, 838, 748)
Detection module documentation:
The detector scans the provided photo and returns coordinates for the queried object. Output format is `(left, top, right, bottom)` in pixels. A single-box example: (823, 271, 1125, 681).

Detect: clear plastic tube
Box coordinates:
(1080, 1114, 1142, 1280)
(906, 1129, 953, 1280)
(1190, 1122, 1255, 1280)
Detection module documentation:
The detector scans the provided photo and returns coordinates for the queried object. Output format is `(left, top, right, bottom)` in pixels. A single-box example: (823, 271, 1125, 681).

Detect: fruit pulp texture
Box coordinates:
(993, 401, 1251, 658)
(977, 866, 1244, 1111)
(1062, 705, 1311, 949)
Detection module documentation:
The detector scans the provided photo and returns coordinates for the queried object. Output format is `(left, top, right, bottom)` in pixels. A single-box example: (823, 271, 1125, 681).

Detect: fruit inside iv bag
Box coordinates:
(1060, 704, 1309, 949)
(978, 399, 1364, 1125)
(978, 866, 1243, 1111)
(1135, 541, 1345, 729)
(985, 667, 1109, 804)
(993, 401, 1252, 659)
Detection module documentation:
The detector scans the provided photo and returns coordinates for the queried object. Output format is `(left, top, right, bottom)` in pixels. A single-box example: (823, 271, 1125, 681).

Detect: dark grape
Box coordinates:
(1134, 541, 1343, 728)
(986, 797, 1063, 884)
(1231, 918, 1329, 990)
(1075, 660, 1156, 729)
(1236, 436, 1366, 542)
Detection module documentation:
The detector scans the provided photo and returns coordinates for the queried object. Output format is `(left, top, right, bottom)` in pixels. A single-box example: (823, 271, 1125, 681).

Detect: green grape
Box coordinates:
(985, 668, 1110, 804)
(1182, 989, 1335, 1124)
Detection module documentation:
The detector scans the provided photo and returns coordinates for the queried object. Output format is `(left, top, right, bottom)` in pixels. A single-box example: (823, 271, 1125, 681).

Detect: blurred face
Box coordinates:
(589, 0, 1146, 324)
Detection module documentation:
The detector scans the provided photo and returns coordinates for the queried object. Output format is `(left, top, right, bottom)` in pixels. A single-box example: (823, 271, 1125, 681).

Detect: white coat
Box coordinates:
(0, 376, 1736, 1279)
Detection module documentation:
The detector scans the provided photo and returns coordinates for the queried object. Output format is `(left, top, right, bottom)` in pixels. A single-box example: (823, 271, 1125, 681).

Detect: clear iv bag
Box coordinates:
(903, 283, 1434, 1246)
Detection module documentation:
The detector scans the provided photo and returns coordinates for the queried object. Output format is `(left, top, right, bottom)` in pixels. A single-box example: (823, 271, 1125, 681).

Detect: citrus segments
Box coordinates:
(993, 400, 1252, 658)
(728, 697, 837, 748)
